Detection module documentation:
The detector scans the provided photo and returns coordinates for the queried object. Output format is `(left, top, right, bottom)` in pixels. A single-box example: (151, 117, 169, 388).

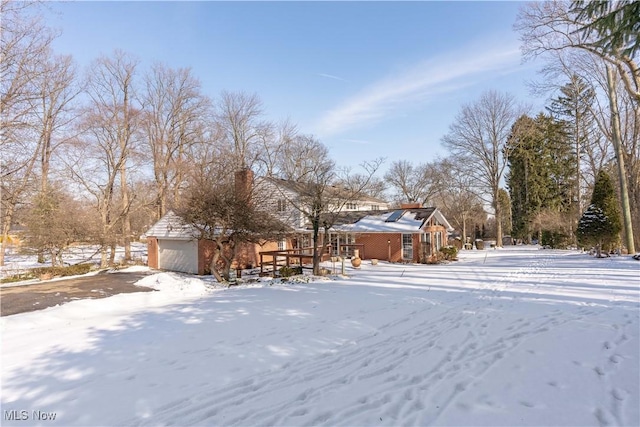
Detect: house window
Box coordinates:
(277, 199, 287, 212)
(420, 232, 432, 260)
(435, 232, 442, 251)
(402, 233, 413, 260)
(371, 204, 380, 210)
(278, 239, 287, 251)
(345, 202, 357, 210)
(330, 233, 339, 256)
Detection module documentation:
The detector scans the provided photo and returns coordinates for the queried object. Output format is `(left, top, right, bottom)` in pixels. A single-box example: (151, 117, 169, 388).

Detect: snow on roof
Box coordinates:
(332, 208, 453, 233)
(144, 211, 199, 240)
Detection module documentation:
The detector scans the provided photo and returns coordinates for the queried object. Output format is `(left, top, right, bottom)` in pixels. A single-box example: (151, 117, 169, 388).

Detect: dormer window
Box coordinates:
(346, 203, 357, 210)
(277, 199, 287, 212)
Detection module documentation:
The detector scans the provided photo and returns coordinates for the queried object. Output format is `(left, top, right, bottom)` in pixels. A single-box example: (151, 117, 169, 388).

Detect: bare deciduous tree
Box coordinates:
(256, 118, 297, 177)
(442, 90, 524, 248)
(87, 50, 140, 261)
(67, 50, 141, 266)
(33, 53, 80, 192)
(141, 63, 211, 219)
(268, 135, 383, 274)
(384, 160, 441, 206)
(432, 158, 486, 245)
(179, 156, 289, 283)
(215, 91, 271, 169)
(0, 0, 56, 266)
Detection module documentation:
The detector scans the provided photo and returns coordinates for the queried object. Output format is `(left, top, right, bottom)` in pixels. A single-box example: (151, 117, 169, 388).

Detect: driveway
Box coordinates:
(0, 271, 155, 316)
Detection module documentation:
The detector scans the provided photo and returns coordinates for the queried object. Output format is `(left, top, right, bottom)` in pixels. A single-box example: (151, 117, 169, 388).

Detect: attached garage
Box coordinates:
(158, 239, 198, 274)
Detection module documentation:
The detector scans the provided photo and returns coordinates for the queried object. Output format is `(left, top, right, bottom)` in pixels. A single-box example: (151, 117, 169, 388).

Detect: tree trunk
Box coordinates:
(209, 242, 224, 283)
(312, 216, 320, 275)
(220, 240, 237, 282)
(494, 190, 503, 248)
(462, 212, 467, 249)
(109, 243, 117, 266)
(121, 79, 132, 262)
(100, 246, 108, 268)
(0, 203, 15, 266)
(606, 65, 636, 253)
(121, 164, 132, 262)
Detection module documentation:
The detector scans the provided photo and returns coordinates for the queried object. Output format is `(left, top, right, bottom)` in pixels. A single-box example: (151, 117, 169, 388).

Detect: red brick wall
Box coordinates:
(235, 240, 283, 269)
(235, 168, 254, 205)
(147, 237, 158, 269)
(353, 228, 446, 263)
(355, 233, 404, 262)
(196, 239, 287, 274)
(198, 240, 217, 275)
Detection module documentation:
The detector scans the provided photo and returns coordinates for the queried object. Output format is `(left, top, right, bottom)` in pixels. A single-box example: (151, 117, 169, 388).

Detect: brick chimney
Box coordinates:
(400, 202, 422, 209)
(235, 168, 254, 205)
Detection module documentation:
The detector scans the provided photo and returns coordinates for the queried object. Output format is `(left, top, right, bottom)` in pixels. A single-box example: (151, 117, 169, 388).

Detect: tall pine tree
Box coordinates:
(506, 113, 575, 245)
(547, 75, 597, 226)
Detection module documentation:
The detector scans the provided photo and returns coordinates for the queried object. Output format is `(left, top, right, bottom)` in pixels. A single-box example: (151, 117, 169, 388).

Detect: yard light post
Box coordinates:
(387, 239, 391, 262)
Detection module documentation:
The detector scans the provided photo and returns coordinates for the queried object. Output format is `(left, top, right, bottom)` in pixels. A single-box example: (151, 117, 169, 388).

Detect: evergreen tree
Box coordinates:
(577, 170, 622, 256)
(506, 115, 541, 242)
(506, 113, 574, 245)
(547, 75, 597, 222)
(571, 1, 640, 57)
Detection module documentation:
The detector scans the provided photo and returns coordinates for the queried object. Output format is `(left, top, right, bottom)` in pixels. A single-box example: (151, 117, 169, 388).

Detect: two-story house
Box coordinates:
(257, 176, 390, 255)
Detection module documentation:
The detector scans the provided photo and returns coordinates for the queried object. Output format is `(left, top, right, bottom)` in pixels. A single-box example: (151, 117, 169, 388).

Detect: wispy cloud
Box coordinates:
(341, 138, 370, 145)
(318, 73, 348, 82)
(315, 43, 521, 136)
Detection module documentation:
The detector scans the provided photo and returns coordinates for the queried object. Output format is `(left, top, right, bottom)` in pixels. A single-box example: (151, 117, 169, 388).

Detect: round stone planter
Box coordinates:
(351, 249, 361, 268)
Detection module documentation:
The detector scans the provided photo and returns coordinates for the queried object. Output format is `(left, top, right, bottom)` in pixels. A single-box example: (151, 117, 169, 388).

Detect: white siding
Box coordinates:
(257, 180, 308, 230)
(158, 239, 198, 274)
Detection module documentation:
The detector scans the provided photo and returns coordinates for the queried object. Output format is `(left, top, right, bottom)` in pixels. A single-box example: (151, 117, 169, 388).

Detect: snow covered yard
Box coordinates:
(1, 247, 638, 426)
(0, 243, 148, 280)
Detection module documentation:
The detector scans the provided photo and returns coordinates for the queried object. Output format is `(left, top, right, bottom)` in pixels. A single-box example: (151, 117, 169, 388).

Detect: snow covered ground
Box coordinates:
(1, 247, 638, 426)
(0, 243, 148, 280)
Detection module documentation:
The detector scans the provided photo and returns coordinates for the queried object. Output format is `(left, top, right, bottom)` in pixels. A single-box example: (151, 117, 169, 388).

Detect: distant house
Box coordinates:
(326, 204, 454, 263)
(258, 176, 390, 250)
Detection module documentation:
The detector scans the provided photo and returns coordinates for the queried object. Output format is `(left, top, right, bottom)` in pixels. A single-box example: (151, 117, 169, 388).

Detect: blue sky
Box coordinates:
(45, 1, 544, 173)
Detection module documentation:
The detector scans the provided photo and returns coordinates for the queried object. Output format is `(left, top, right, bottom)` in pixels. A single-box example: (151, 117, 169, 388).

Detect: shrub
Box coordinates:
(31, 263, 94, 279)
(1, 272, 36, 283)
(279, 266, 302, 278)
(426, 252, 445, 264)
(439, 246, 458, 261)
(541, 230, 571, 249)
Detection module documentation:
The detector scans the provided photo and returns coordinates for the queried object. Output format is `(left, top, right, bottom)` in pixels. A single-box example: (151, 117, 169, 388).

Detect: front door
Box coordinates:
(402, 233, 413, 261)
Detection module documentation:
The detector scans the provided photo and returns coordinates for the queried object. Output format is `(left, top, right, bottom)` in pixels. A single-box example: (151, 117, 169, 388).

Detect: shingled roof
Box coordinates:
(326, 207, 453, 233)
(262, 177, 388, 205)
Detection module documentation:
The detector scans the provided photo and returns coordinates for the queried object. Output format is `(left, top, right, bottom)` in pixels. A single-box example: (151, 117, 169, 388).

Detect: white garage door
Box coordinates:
(158, 239, 198, 274)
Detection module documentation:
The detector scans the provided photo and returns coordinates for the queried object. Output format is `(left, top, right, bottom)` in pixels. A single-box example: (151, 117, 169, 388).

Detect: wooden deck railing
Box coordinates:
(259, 246, 331, 277)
